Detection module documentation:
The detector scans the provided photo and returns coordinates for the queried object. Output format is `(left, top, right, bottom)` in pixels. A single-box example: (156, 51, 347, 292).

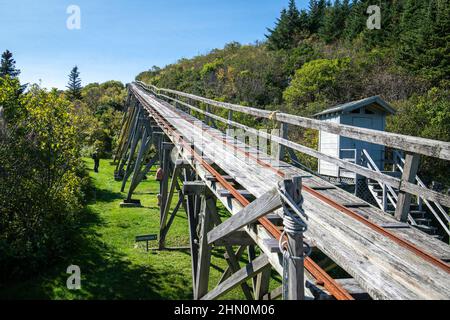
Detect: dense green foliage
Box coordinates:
(77, 80, 126, 157)
(136, 0, 449, 184)
(0, 77, 88, 281)
(0, 60, 125, 281)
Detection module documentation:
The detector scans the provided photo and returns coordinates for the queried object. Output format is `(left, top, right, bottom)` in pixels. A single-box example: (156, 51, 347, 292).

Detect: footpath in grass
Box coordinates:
(1, 158, 274, 299)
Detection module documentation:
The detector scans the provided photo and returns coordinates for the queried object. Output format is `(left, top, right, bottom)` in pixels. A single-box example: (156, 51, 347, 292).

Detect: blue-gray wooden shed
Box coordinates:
(313, 96, 396, 179)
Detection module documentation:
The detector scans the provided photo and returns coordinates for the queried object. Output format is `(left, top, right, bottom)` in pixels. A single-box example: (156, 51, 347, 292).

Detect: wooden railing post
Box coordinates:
(281, 176, 305, 300)
(227, 110, 233, 130)
(277, 122, 288, 161)
(395, 152, 420, 222)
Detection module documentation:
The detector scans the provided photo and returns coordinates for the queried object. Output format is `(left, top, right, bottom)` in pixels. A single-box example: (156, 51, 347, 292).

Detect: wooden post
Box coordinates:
(194, 188, 215, 299)
(120, 115, 144, 192)
(227, 110, 233, 130)
(183, 173, 202, 295)
(282, 176, 305, 300)
(277, 122, 288, 161)
(255, 268, 271, 300)
(160, 160, 190, 247)
(158, 142, 173, 249)
(395, 152, 420, 222)
(116, 105, 140, 175)
(126, 128, 151, 201)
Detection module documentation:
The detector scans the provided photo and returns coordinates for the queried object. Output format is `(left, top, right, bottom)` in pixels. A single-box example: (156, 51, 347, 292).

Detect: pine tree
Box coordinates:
(319, 0, 349, 43)
(308, 0, 327, 34)
(398, 0, 450, 82)
(266, 0, 308, 50)
(0, 50, 20, 79)
(67, 66, 82, 101)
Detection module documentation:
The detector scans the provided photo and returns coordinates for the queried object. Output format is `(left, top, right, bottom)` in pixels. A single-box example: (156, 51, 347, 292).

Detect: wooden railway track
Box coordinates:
(160, 99, 450, 274)
(114, 82, 450, 300)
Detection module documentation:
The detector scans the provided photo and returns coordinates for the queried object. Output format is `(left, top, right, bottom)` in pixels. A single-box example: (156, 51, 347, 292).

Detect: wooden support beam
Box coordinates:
(183, 175, 203, 295)
(207, 187, 282, 245)
(120, 116, 144, 192)
(159, 165, 181, 245)
(395, 152, 420, 222)
(222, 245, 254, 300)
(205, 174, 235, 182)
(212, 231, 255, 246)
(158, 142, 173, 250)
(217, 246, 246, 285)
(195, 195, 215, 300)
(201, 254, 270, 300)
(126, 129, 152, 201)
(263, 286, 282, 300)
(160, 197, 184, 242)
(218, 189, 254, 199)
(255, 267, 272, 300)
(208, 210, 254, 300)
(183, 181, 207, 195)
(116, 106, 141, 178)
(129, 153, 159, 195)
(248, 245, 258, 294)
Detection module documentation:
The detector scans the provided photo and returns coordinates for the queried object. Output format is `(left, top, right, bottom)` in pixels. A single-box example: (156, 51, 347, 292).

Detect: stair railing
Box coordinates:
(361, 149, 417, 225)
(393, 151, 450, 237)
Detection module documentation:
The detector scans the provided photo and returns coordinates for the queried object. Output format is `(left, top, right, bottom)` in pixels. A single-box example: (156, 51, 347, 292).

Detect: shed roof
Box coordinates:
(313, 96, 396, 118)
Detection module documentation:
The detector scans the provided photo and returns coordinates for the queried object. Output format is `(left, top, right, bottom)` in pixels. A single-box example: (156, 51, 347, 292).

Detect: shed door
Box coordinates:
(352, 117, 372, 164)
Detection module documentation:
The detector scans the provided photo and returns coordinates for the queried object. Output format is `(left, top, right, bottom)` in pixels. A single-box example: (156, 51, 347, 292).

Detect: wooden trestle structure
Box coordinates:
(113, 81, 450, 300)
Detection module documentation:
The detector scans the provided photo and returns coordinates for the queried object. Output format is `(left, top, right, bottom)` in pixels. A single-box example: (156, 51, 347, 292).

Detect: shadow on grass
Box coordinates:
(0, 181, 192, 300)
(87, 187, 123, 205)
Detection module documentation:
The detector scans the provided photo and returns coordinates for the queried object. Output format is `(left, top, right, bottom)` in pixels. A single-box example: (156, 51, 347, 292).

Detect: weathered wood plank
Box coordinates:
(201, 254, 270, 300)
(207, 187, 282, 245)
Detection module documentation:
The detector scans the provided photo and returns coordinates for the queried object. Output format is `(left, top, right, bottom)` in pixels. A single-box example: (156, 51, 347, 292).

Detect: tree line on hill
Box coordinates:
(136, 0, 449, 184)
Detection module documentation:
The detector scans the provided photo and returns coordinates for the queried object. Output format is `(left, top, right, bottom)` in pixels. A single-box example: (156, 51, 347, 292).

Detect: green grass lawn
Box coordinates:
(0, 158, 280, 299)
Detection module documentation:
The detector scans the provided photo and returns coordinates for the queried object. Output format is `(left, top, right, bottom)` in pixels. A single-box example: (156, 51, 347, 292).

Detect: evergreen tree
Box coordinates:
(308, 0, 327, 34)
(399, 0, 450, 82)
(319, 0, 349, 43)
(266, 0, 308, 50)
(0, 50, 20, 79)
(342, 0, 367, 41)
(67, 66, 82, 101)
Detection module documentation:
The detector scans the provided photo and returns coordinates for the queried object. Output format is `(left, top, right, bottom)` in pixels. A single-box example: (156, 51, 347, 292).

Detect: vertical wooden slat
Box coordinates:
(395, 152, 420, 222)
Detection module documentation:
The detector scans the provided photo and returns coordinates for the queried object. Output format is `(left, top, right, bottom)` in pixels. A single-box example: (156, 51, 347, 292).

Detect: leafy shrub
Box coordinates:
(283, 58, 350, 113)
(0, 81, 87, 282)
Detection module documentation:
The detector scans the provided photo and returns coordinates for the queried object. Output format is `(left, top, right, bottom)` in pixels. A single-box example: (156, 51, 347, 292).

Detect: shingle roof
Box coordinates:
(313, 96, 396, 118)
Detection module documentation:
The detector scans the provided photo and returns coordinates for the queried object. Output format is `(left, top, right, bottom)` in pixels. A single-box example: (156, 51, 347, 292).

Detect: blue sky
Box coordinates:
(0, 0, 309, 89)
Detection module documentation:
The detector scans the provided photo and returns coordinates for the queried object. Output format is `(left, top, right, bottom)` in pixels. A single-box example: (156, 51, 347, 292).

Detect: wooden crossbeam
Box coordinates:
(212, 231, 254, 246)
(201, 254, 270, 300)
(217, 246, 246, 285)
(208, 211, 254, 300)
(207, 187, 282, 245)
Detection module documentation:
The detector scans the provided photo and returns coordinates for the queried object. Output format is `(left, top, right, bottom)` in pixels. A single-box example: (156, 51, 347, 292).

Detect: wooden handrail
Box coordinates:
(135, 81, 450, 161)
(133, 82, 450, 208)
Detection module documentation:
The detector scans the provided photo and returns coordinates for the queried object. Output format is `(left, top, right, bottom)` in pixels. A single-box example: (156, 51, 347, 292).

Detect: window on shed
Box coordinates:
(351, 109, 360, 114)
(364, 109, 375, 114)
